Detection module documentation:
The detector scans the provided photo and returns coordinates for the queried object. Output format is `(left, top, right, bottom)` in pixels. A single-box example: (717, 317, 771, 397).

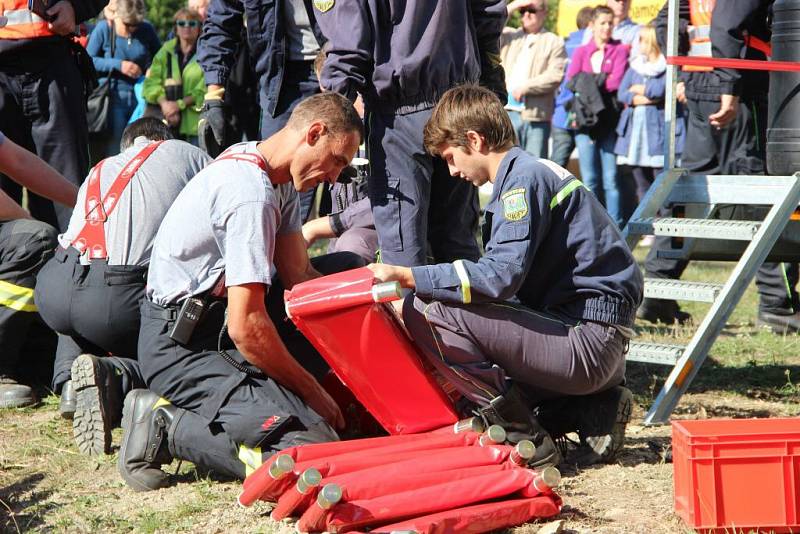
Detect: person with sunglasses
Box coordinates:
(501, 0, 566, 159)
(143, 9, 207, 145)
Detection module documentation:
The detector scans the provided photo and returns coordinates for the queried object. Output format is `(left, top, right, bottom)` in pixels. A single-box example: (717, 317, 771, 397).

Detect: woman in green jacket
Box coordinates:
(143, 8, 205, 144)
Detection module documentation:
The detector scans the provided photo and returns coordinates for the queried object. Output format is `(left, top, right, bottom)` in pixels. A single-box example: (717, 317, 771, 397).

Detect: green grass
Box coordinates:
(627, 246, 800, 412)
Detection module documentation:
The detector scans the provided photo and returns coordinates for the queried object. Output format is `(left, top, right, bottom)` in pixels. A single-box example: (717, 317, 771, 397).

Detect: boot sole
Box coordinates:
(72, 354, 111, 456)
(591, 387, 633, 463)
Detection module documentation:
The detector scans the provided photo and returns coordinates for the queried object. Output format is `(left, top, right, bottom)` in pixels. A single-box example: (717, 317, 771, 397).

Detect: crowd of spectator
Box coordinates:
(502, 0, 682, 229)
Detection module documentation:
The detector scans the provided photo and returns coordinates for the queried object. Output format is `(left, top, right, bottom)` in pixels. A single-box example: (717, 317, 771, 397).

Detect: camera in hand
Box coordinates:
(165, 78, 184, 102)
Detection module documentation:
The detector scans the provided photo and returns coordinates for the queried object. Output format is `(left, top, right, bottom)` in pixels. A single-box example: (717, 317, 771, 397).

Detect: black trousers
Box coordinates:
(0, 220, 58, 381)
(35, 247, 147, 393)
(139, 252, 364, 479)
(644, 97, 799, 313)
(0, 45, 88, 231)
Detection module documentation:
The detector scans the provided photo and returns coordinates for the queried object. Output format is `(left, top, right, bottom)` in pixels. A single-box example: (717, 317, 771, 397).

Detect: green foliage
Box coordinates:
(146, 0, 185, 41)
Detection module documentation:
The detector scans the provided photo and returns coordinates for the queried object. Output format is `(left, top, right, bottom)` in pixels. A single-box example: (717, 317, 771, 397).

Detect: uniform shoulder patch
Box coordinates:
(313, 0, 334, 12)
(501, 187, 528, 221)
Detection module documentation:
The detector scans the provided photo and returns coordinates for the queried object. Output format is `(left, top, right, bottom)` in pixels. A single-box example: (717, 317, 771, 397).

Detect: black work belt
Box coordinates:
(54, 246, 148, 285)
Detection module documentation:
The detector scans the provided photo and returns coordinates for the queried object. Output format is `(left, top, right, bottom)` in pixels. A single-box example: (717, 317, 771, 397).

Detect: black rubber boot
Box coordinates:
(0, 375, 37, 408)
(477, 385, 561, 468)
(59, 380, 76, 420)
(636, 298, 692, 325)
(757, 310, 800, 334)
(71, 354, 126, 455)
(118, 389, 178, 492)
(572, 386, 633, 466)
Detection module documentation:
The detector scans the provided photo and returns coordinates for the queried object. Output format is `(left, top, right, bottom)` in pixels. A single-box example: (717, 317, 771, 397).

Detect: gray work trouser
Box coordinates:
(402, 296, 627, 407)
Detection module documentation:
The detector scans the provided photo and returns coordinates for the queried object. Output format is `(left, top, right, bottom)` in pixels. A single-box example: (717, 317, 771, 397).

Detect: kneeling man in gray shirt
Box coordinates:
(118, 93, 364, 491)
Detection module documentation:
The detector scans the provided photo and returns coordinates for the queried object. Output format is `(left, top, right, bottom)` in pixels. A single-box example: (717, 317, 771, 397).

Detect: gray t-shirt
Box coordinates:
(59, 138, 211, 266)
(284, 0, 320, 61)
(147, 141, 301, 306)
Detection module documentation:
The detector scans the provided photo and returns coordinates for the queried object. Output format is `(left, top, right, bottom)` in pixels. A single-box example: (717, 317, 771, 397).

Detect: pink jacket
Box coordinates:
(567, 39, 630, 93)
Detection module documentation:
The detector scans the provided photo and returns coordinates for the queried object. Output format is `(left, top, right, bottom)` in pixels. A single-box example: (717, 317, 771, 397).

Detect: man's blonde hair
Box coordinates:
(423, 84, 516, 156)
(286, 92, 363, 143)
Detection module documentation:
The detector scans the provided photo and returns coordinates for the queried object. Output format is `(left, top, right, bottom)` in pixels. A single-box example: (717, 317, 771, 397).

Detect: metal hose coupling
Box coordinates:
(532, 466, 562, 492)
(509, 440, 536, 466)
(316, 483, 343, 510)
(296, 468, 323, 494)
(478, 425, 507, 446)
(371, 281, 402, 302)
(453, 416, 485, 434)
(268, 454, 295, 480)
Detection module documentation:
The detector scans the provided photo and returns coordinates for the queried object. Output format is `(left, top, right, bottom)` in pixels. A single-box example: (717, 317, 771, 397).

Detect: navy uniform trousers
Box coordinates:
(644, 97, 799, 314)
(0, 44, 88, 231)
(35, 247, 147, 394)
(402, 296, 627, 407)
(138, 252, 364, 479)
(0, 219, 58, 384)
(368, 109, 482, 267)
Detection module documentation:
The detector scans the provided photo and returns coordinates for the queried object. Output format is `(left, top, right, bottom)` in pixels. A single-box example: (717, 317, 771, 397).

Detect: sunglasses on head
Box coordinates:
(176, 20, 200, 28)
(520, 7, 542, 15)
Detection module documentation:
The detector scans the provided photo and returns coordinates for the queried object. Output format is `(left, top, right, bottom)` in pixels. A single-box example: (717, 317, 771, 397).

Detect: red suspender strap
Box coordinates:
(71, 141, 165, 260)
(215, 147, 269, 173)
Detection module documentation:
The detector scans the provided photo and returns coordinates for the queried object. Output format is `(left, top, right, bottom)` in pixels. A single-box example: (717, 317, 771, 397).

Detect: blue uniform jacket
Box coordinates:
(411, 148, 643, 327)
(613, 66, 686, 158)
(197, 0, 324, 117)
(314, 0, 507, 114)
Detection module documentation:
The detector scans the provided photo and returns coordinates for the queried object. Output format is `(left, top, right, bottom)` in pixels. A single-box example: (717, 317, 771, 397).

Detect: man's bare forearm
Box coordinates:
(231, 309, 318, 396)
(0, 138, 78, 208)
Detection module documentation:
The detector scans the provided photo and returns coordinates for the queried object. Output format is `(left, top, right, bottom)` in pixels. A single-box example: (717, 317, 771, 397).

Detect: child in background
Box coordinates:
(614, 24, 684, 204)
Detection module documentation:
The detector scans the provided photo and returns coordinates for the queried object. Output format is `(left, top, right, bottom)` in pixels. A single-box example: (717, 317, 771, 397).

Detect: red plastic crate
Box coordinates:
(672, 418, 800, 533)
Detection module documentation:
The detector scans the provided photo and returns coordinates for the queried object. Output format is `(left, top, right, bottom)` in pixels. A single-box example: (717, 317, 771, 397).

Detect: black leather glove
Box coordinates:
(479, 51, 508, 105)
(198, 99, 228, 157)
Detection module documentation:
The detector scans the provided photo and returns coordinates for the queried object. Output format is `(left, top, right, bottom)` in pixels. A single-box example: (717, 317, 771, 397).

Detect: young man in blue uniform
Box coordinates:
(314, 0, 507, 268)
(369, 85, 643, 466)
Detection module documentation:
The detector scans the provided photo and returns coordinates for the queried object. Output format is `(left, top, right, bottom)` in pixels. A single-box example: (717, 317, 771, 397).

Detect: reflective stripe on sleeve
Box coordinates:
(238, 445, 263, 477)
(453, 260, 472, 304)
(549, 180, 586, 209)
(0, 280, 36, 312)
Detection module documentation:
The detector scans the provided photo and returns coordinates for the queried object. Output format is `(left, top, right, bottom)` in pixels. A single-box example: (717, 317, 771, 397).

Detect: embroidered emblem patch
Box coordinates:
(502, 188, 528, 221)
(313, 0, 334, 12)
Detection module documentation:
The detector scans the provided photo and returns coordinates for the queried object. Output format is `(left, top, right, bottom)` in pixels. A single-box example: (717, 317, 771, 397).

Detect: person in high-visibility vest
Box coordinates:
(640, 0, 800, 333)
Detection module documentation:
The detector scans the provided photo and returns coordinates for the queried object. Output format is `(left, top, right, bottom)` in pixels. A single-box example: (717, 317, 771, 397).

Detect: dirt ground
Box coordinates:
(1, 385, 797, 533)
(2, 259, 800, 533)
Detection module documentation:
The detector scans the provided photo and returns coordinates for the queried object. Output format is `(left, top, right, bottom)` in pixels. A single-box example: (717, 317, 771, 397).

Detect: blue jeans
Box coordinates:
(508, 112, 550, 159)
(550, 126, 576, 169)
(575, 131, 622, 227)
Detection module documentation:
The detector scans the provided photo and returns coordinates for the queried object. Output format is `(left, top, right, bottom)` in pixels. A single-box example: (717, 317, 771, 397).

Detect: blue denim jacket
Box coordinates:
(197, 0, 324, 117)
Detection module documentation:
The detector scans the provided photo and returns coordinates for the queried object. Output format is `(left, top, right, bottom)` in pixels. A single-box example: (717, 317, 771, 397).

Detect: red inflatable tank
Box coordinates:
(285, 267, 459, 434)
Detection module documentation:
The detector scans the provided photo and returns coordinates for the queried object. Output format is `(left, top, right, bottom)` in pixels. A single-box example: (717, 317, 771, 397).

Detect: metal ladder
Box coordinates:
(623, 170, 800, 424)
(620, 0, 800, 424)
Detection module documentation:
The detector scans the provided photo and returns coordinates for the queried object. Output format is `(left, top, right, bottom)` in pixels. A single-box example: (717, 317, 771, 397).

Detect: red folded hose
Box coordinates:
(325, 468, 541, 532)
(372, 495, 563, 534)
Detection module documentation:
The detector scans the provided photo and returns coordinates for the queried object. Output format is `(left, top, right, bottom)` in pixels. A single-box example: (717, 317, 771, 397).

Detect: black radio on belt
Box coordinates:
(168, 297, 206, 344)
